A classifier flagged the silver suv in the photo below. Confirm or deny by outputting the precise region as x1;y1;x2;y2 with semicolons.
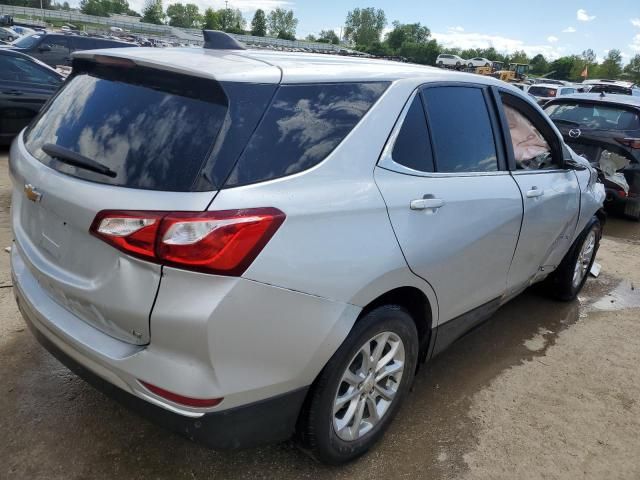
10;32;605;464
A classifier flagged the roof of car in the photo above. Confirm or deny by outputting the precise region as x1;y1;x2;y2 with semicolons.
74;47;509;85
545;93;640;108
530;83;561;89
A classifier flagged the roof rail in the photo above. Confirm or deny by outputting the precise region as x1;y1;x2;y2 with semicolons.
203;30;246;50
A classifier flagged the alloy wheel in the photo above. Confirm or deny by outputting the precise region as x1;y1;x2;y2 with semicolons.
332;331;405;441
572;230;596;288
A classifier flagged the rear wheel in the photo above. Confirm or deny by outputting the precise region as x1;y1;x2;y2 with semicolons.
296;305;418;464
438;60;444;67
468;62;474;68
545;217;601;301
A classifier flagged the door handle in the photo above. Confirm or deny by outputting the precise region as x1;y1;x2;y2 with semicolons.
526;187;544;198
410;198;445;210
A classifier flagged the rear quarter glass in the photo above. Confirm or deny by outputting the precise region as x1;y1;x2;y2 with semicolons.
23;62;276;192
224;82;389;188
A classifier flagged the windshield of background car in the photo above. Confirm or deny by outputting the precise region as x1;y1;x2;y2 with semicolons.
588;85;632;95
12;33;40;48
545;102;640;130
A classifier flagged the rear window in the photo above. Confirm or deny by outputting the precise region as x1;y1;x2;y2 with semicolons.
528;86;557;97
545;102;640;130
25;65;228;191
12;33;41;48
225;82;388;187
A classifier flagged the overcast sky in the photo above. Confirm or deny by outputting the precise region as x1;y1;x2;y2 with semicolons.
70;0;640;61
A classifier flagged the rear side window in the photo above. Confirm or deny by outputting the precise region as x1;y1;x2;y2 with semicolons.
225;82;388;187
422;86;498;172
528;86;557;97
391;95;434;172
25;66;228;191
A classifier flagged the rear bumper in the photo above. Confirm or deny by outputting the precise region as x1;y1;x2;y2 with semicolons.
23;312;308;449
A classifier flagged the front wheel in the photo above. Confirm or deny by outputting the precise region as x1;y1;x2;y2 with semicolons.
296;305;418;464
545;217;601;301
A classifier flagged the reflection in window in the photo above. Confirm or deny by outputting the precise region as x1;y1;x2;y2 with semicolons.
226;82;388;187
26;73;227;191
422;87;498;173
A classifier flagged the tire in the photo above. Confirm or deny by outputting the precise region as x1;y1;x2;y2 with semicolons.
468;63;474;68
485;63;490;67
456;61;461;67
544;217;601;301
296;305;419;464
438;61;443;67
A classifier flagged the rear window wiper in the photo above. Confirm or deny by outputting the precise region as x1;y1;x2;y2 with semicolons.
42;144;117;178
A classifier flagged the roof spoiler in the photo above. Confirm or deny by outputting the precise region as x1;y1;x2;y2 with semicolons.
203;30;246;50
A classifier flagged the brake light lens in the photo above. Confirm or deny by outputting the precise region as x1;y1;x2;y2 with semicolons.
615;138;640;149
90;208;285;276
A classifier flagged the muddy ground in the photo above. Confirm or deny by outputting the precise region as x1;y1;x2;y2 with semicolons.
1;147;639;479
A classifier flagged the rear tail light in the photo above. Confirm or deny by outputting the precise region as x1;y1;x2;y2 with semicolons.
90;208;285;276
615;138;640;149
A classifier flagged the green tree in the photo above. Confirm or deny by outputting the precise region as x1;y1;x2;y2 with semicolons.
548;55;579;80
166;3;201;28
267;8;298;40
218;8;245;33
385;21;430;50
600;49;623;78
80;0;105;16
529;54;548;75
317;29;340;44
250;9;267;36
141;0;164;24
344;7;386;47
399;39;440;65
507;50;529;65
202;8;219;29
623;54;640;83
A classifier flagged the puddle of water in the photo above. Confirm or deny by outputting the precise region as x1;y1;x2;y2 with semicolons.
589;279;640;311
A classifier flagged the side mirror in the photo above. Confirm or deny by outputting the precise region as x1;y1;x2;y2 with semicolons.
564;158;588;171
38;44;51;52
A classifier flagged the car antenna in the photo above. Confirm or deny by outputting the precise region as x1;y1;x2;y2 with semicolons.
202;30;246;50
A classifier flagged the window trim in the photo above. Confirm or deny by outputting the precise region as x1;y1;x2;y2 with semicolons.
378;82;508;177
493;87;567;174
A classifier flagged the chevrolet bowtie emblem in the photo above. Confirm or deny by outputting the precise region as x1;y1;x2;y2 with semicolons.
24;184;42;203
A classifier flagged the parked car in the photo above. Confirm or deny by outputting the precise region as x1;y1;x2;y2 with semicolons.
528;83;578;106
7;33;136;68
10;33;605;465
467;56;492;68
0;49;64;144
544;93;640;220
436;53;466;67
0;26;18;42
512;82;530;92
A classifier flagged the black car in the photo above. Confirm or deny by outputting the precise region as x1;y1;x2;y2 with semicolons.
5;33;136;68
0;49;64;144
544;93;640;220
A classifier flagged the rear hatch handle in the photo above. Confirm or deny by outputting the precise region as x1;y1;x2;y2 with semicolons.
42;143;117;178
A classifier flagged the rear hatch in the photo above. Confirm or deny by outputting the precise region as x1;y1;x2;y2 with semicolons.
10;56;276;344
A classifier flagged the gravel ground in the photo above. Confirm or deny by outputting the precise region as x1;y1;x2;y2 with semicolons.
1;147;639;479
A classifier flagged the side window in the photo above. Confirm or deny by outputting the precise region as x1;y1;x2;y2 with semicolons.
45;36;68;52
225;82;389;187
391;94;434;172
2;56;60;85
500;94;555;170
422;86;498;173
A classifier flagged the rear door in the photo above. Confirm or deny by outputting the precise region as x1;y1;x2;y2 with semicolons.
10;62;245;344
496;90;580;294
375;84;523;324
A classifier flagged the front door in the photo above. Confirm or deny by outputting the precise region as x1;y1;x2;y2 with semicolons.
375;85;523;324
496;90;580;294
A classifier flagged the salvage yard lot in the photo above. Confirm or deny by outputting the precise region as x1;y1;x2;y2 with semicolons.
1;147;639;479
